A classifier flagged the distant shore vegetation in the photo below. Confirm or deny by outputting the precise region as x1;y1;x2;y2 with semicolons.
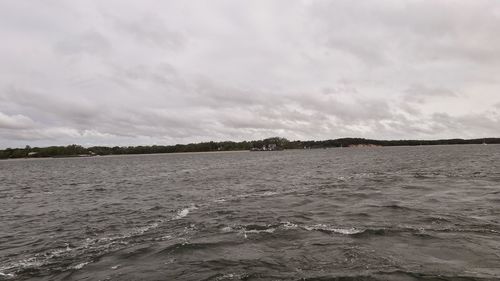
0;137;498;159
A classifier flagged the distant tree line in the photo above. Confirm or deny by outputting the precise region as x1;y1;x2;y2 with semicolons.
1;137;499;159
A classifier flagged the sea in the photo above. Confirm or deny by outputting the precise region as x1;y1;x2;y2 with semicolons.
1;145;499;281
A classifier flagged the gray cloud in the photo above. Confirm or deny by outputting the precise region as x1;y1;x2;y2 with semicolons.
309;0;500;66
0;112;35;130
404;84;457;104
1;0;499;148
55;30;111;56
113;16;186;51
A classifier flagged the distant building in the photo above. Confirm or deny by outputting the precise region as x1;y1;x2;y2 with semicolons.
251;143;282;151
347;144;382;148
27;152;38;157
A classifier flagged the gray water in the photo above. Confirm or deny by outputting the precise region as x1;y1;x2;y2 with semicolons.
1;145;500;280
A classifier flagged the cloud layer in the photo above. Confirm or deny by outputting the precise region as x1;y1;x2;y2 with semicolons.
1;0;499;147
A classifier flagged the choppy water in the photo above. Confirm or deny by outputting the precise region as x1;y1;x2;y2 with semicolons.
1;145;500;281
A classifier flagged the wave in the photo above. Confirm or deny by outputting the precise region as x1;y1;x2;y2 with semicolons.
0;271;15;279
148;205;164;211
203;272;249;281
130;222;160;236
174;205;198;219
350;225;500;238
281;221;299;229
0;254;52;278
378;204;416;211
420;215;452;223
303;224;364;235
299;269;499;281
219;222;363;238
240;224;276;238
217;223;280;239
156;240;242;256
220;226;233;233
84;221;161;245
243;228;276;234
211;190;284;204
0;220;163;278
220;221;499;239
260;191;279;196
70;261;89;270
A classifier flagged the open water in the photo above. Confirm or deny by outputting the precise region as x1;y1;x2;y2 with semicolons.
1;145;500;280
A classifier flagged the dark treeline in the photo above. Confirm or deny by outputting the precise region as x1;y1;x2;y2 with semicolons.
1;137;499;159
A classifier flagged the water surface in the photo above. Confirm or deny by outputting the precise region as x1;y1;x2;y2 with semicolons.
1;145;500;280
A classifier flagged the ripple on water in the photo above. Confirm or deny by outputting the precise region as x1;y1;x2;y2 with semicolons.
2;146;500;280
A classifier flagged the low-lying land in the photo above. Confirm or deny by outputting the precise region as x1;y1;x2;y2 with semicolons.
1;137;498;159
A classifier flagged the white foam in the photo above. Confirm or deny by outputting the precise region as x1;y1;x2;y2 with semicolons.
221;226;233;233
111;264;121;270
71;262;89;270
330;227;363;235
215;273;246;280
303;224;363;235
133;223;159;235
261;191;279;196
14;258;43;270
0;258;44;275
0;244;79;275
245;228;275;234
241;227;275;238
281;221;299;229
90;221;161;245
47;244;73;257
0;220;166;277
174;205;198;219
0;272;15;279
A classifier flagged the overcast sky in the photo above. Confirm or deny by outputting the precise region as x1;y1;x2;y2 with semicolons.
1;0;500;148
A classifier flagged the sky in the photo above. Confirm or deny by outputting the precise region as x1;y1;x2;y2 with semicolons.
1;0;500;148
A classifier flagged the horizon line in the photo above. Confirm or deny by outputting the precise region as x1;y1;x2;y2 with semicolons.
2;136;499;150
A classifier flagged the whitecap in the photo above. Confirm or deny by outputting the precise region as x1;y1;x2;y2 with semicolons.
260;191;279;196
133;222;159;235
92;221;161;244
0;221;164;277
71;262;89;270
303;224;363;235
329;227;363;235
15;258;44;269
0;272;15;279
221;226;233;233
0;243;79;276
0;258;44;275
111;264;121;270
241;227;275;238
245;228;275;234
46;244;73;257
160;235;173;240
215;273;246;280
281;221;299;229
174;205;198;219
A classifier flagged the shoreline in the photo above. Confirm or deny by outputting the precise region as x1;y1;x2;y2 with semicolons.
0;143;496;161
